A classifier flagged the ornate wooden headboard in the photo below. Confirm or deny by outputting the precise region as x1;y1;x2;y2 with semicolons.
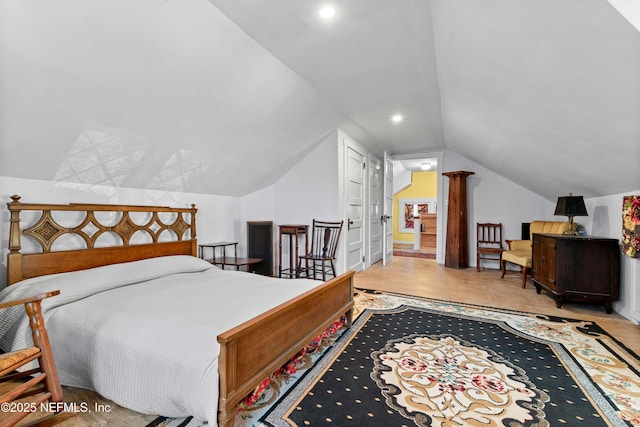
6;195;198;285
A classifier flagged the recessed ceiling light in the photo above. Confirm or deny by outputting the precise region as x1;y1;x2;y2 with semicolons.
319;6;336;19
391;114;403;123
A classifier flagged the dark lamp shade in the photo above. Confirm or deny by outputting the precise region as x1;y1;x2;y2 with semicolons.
554;195;588;217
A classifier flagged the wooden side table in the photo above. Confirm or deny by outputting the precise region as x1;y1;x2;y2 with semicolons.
199;242;238;264
278;224;309;278
199;242;262;272
213;256;263;272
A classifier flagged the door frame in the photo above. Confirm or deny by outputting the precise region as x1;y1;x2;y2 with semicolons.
337;138;445;269
390;151;445;264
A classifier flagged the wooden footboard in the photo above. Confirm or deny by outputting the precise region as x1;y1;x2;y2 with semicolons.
217;270;355;427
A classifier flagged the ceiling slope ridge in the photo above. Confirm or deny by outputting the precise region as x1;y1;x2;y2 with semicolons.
607;0;640;33
206;0;445;155
418;0;448;151
204;0;381;151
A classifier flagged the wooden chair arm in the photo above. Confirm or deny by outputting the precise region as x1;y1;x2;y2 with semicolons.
0;290;60;310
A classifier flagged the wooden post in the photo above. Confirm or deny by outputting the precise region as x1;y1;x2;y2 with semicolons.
442;171;474;269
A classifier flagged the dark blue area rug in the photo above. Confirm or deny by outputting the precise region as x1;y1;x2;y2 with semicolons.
259;290;640;427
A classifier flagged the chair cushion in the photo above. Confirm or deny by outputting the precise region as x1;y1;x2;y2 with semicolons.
502;249;532;268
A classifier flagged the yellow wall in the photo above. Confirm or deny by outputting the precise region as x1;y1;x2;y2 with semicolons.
393;171;438;242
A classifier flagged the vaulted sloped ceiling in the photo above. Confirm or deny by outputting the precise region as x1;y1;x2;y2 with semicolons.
430;0;640;199
1;0;638;199
0;0;367;196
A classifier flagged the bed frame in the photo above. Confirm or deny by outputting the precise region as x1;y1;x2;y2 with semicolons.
6;195;354;427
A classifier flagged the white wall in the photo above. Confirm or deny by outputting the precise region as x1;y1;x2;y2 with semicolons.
582;191;640;323
273;132;340;224
0;176;240;287
240;131;341;274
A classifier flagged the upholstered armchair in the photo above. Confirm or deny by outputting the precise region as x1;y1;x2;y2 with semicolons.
501;221;572;288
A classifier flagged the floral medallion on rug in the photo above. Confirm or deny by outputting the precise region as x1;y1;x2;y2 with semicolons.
258;289;640;427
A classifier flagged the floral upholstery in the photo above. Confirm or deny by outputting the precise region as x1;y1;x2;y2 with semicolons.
622;195;640;258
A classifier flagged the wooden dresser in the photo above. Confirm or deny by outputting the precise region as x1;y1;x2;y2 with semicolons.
532;233;620;313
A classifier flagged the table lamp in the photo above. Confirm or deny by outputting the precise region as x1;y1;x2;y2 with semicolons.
554;194;588;235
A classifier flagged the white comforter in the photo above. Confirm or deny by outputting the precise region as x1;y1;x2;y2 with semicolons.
0;255;322;425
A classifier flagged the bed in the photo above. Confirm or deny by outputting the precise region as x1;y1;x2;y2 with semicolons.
0;195;354;426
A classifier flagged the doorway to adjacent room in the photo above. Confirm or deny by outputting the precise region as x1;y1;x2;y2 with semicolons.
390;156;439;260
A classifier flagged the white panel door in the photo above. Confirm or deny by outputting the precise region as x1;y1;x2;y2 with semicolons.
382;152;394;266
346;143;365;272
369;154;383;264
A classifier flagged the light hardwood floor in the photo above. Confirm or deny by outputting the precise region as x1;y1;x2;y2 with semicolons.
4;256;639;426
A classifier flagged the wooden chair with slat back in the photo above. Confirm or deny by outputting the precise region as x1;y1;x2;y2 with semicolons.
476;223;505;272
0;290;63;426
297;220;344;281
